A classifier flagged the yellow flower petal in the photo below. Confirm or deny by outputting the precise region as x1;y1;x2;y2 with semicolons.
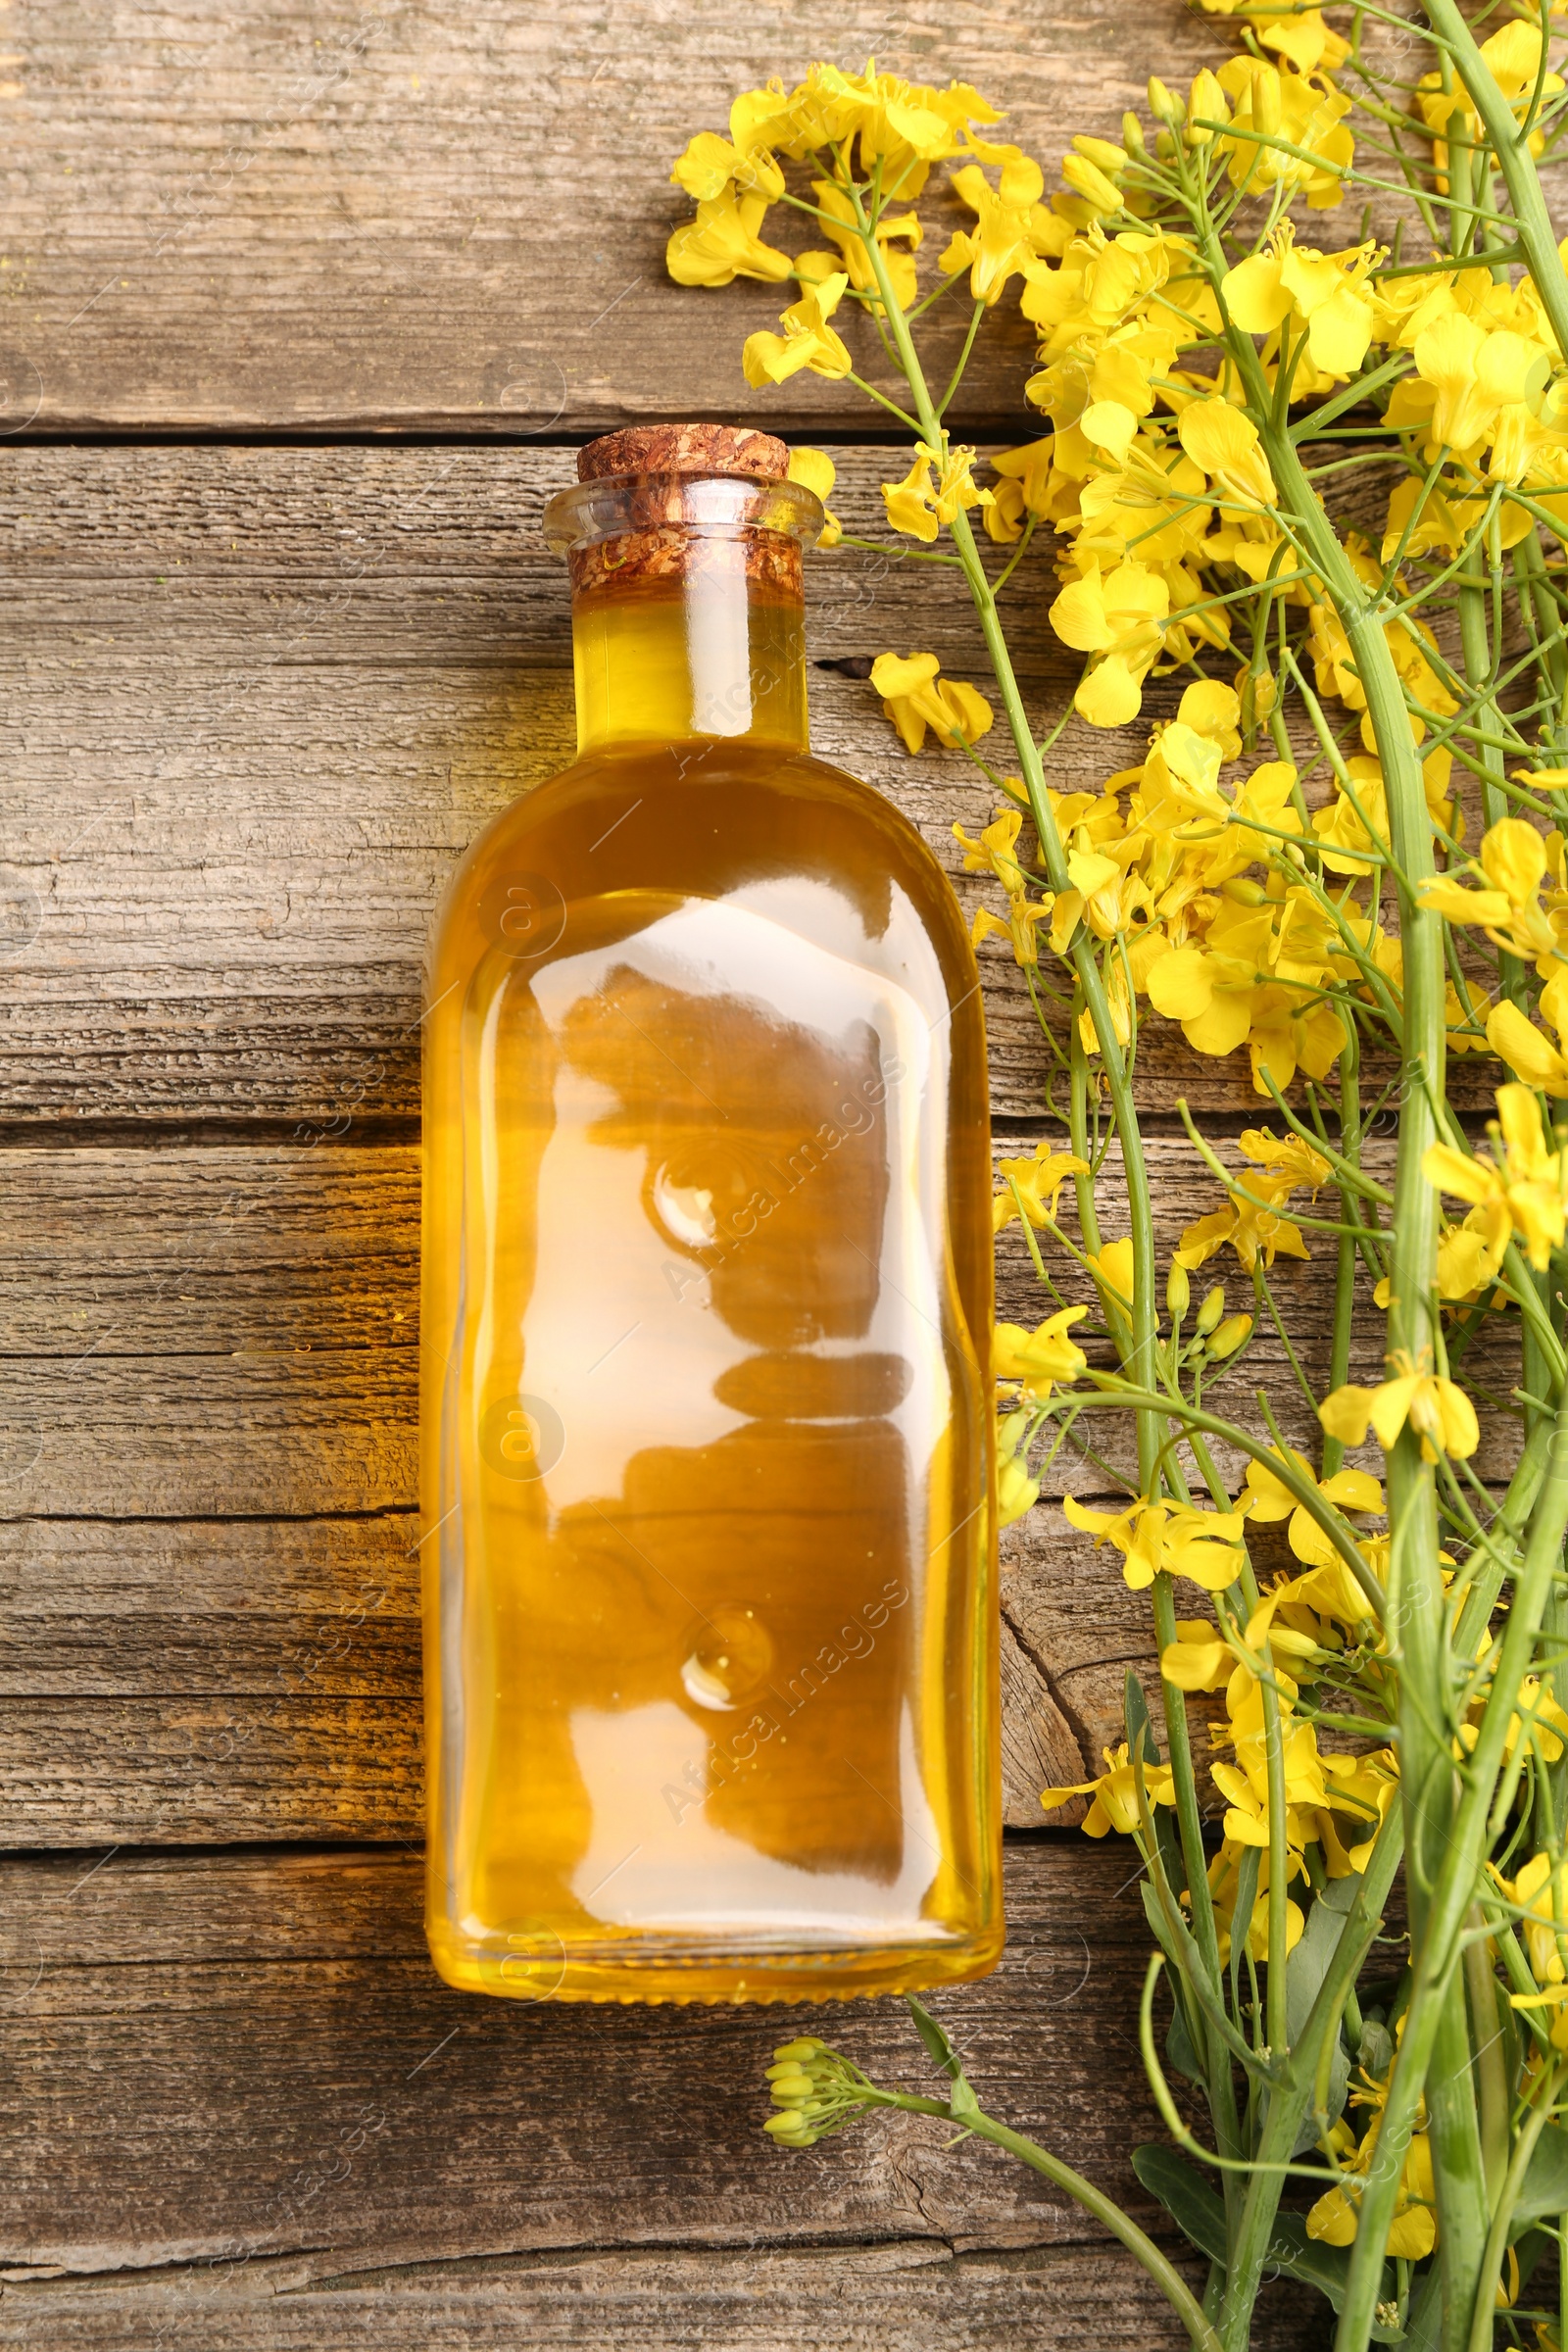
1319;1384;1377;1447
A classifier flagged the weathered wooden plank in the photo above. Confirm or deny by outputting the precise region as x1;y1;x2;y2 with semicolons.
0;1131;1513;1516
0;1517;420;1692
0;1599;1071;1842
0;1840;1261;2291
0;445;1481;1126
0;1129;1508;1839
4;0;1230;437
0;1514;1144;1839
0;2243;1321;2350
0;1695;423;1845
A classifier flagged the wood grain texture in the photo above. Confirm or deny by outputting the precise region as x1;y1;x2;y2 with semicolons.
0;0;1230;437
0;444;1484;1126
0;1838;1311;2328
0;1128;1511;1840
0;2244;1321;2350
0;1130;1511;1516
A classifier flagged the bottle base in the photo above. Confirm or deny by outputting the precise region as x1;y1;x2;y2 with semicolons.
425;1922;1004;2006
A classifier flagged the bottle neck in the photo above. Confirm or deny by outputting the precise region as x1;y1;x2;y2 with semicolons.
570;542;808;756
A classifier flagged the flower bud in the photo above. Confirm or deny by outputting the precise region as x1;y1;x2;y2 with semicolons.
1187;70;1229;146
1206;1313;1253;1360
761;2034;866;2150
1166;1261;1191;1321
766;2069;814;2097
998;1454;1042;1529
1122;111;1147;154
1235;661;1278;729
1073;133;1128;172
1062;153;1122;213
1252;65;1283;138
762;2110;820;2143
1196;1284;1226;1337
1148;75;1183;125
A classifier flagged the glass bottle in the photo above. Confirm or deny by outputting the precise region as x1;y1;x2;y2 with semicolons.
420;422;1000;2005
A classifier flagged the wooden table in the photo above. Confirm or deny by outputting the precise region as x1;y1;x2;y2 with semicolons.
0;6;1339;2341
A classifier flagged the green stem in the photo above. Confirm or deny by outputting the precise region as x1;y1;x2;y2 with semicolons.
870;2088;1224;2352
1426;1984;1490;2352
1457;554;1523;996
1196;171;1491;2352
1461;2059;1568;2352
1516;529;1568;724
1215;1815;1406;2343
1336;1389;1568;2350
844;180;1251;2255
1323;1019;1364;1482
1418;0;1568;358
1460;1908;1508;2207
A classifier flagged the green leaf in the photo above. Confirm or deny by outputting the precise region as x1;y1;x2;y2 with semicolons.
1283;1878;1356;2153
1358;2017;1394;2080
1131;2144;1226;2264
904;1993;959;2079
948;2072;982;2128
904;1993;980;2126
1166;1987;1204;2085
1510;2120;1568;2229
1140;1880;1185;1973
1512;2225;1554;2285
1229;1843;1260;1996
1131;2147;1405;2343
1124;1668;1160;1764
1264;2214;1403;2340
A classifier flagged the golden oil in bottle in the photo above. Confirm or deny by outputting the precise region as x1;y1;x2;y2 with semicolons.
419;423;1000;2003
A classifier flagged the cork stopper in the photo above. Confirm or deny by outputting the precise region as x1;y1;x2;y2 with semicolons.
577;422;790;484
560;423;809;603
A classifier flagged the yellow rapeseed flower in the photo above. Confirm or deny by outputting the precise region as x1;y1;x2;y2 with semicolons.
1050;560;1171;728
994;1306;1090;1400
1418;817;1568;976
1319;1352;1480;1461
666;186;796;288
1040;1740;1177;1834
1308;2109;1437;2260
943;140;1052;306
793;177;923;311
785;447;843;547
1222;223;1380;377
881;440;993;540
1175;1128;1332;1272
870;651;994;754
1064;1492;1251;1592
742;272;854;385
993;1139;1091;1233
1215;56;1353;210
1489;976;1568;1098
1423;1085;1568;1274
1416;22;1563;188
1242;1444;1384;1568
1177;399;1278;509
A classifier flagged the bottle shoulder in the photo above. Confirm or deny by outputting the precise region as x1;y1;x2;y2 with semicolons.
458;740;935;858
434;739;977;986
